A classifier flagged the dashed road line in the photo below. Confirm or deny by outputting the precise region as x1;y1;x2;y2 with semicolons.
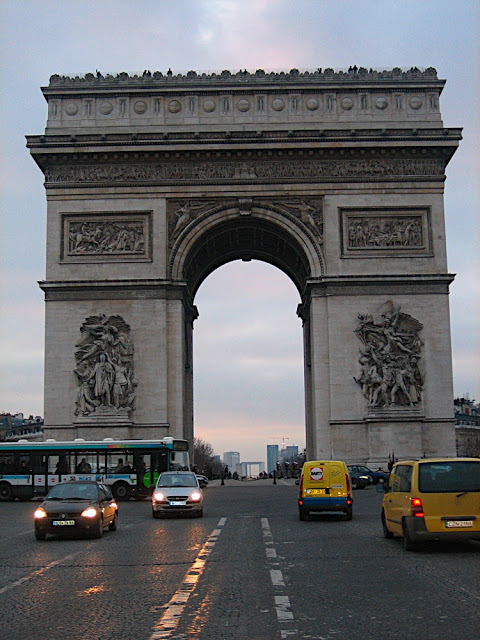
261;517;297;637
149;517;226;640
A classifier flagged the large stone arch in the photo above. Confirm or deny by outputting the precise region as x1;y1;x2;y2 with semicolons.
170;201;325;296
28;67;461;463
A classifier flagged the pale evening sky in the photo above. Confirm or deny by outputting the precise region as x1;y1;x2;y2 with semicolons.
0;0;478;464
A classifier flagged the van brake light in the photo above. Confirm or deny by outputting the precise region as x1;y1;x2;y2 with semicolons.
411;497;424;518
345;474;351;494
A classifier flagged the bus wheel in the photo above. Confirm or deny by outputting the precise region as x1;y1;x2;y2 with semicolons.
0;482;13;501
112;482;130;501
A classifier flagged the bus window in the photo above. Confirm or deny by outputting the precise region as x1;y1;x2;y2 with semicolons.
75;455;95;474
1;454;15;474
53;455;70;475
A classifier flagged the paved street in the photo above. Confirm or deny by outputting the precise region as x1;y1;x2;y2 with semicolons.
0;480;478;640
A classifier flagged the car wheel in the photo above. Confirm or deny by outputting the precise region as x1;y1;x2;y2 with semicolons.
402;521;417;551
92;517;104;539
299;509;308;521
0;482;13;502
351;478;359;490
152;510;161;519
382;511;394;539
112;482;130;501
197;509;203;518
345;508;353;521
108;513;118;531
35;530;46;541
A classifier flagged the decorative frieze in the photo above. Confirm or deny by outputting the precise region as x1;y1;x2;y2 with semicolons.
340;207;432;257
60;212;152;262
44;157;445;187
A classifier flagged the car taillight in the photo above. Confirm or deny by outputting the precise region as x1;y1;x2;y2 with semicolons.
411;497;424;518
346;497;352;506
299;475;304;496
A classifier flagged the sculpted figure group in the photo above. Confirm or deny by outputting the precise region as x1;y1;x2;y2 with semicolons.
347;216;423;249
73;314;137;416
68;220;145;255
354;301;424;409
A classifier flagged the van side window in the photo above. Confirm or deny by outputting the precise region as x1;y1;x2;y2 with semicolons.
394;465;412;492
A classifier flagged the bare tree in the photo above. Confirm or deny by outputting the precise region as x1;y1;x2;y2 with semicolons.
193;437;216;476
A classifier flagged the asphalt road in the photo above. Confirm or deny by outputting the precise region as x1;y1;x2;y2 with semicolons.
0;480;478;640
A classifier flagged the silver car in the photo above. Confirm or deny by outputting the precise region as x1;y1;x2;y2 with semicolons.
152;471;203;518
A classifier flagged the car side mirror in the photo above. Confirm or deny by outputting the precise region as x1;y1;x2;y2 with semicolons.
295;479;299;485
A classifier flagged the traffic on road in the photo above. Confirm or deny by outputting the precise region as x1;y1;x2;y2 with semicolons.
0;477;478;640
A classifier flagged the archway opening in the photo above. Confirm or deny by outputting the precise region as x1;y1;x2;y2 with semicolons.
193;259;305;475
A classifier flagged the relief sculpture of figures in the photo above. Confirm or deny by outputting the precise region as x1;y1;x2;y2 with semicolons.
277;199;323;241
68;220;145;255
170;200;215;241
353;301;424;409
347;216;423;249
74;314;136;416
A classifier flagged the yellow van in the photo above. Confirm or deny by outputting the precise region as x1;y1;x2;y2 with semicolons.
379;457;480;550
298;460;353;521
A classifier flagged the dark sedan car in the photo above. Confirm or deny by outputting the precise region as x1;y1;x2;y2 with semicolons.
349;464;389;485
347;465;372;490
34;480;118;540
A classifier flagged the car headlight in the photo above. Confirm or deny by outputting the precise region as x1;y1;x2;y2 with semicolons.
81;507;98;518
153;491;165;502
190;492;202;501
34;508;47;519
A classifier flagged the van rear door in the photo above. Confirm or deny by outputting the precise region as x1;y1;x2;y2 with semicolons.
417;461;480;534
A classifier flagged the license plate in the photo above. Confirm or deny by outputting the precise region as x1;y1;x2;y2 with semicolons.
308;489;325;495
445;520;473;528
52;520;75;526
169;501;186;506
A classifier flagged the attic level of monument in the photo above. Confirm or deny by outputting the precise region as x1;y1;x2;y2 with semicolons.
37;67;448;136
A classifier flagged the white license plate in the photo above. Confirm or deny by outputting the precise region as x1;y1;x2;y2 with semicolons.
445;520;473;528
169;501;186;506
52;520;75;526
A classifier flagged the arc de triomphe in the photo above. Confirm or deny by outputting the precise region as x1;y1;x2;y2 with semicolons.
27;67;461;463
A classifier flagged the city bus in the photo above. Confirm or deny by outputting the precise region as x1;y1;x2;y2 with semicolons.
0;437;190;501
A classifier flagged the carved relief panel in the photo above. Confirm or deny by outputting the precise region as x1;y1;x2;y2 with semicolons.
354;301;424;411
340;207;432;258
60;212;152;262
73;314;137;418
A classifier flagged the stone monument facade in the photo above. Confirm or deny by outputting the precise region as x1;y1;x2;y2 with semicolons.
27;67;461;463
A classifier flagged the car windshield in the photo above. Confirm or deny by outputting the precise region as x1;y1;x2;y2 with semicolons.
157;474;197;488
418;461;480;493
46;483;98;500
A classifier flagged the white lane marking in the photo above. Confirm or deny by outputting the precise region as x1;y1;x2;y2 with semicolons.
262;517;296;635
270;569;285;586
149;517;226;640
275;596;294;620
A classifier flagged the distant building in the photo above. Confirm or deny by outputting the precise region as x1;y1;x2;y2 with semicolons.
223;451;240;471
267;444;279;473
454;397;480;457
0;413;44;441
281;445;299;462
